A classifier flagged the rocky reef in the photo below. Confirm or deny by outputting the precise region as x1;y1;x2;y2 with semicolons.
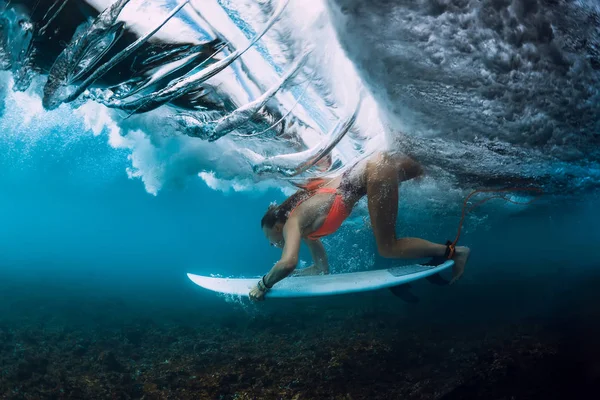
1;275;599;399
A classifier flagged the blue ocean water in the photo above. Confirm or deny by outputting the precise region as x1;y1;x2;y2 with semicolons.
2;131;600;398
1;123;599;397
1;103;598;318
1;0;600;398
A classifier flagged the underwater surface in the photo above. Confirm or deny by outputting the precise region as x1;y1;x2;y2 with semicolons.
1;0;600;398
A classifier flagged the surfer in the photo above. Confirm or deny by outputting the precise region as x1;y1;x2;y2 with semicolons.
250;151;470;301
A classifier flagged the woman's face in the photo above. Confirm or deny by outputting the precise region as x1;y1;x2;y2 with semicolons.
263;222;285;248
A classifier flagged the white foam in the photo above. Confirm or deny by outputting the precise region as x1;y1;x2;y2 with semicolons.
2;0;597;197
323;0;600;161
85;0;203;44
198;171;281;194
203;0;386;157
0;74;84;144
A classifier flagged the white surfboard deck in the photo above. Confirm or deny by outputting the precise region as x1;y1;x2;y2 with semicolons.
187;260;454;298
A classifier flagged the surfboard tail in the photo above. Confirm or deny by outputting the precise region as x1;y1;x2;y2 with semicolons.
423;257;451;286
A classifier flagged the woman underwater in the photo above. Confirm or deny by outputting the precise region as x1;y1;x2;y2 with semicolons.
250;151;470;301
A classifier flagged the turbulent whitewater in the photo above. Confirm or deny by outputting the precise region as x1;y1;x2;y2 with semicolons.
0;0;599;196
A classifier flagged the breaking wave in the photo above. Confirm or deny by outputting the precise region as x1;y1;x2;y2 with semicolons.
1;0;599;199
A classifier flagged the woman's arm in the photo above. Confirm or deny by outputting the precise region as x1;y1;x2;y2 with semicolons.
292;239;329;276
249;217;302;301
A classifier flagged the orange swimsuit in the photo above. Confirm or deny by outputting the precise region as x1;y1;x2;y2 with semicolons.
290;179;351;239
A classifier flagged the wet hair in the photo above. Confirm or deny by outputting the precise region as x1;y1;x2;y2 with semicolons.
260;190;311;229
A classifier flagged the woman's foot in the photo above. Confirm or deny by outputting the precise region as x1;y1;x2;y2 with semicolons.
450;246;471;285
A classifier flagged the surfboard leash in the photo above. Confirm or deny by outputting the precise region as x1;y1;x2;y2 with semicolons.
445;187;545;258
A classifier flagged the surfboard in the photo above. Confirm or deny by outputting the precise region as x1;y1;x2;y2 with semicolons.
186;260;454;298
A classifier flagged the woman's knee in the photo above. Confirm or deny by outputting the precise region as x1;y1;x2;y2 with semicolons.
376;241;397;259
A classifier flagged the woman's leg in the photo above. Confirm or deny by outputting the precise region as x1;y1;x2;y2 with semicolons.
366;152;470;282
366;152;446;258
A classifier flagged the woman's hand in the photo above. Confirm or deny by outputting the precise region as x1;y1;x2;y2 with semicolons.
249;284;267;301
